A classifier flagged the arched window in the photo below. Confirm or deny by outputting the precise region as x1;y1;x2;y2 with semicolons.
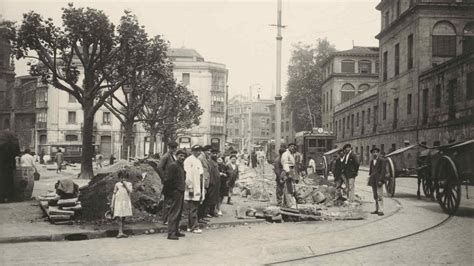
65;134;78;142
463;22;474;54
341;60;355;73
432;21;457;57
358;84;370;92
358;60;372;74
341;83;356;102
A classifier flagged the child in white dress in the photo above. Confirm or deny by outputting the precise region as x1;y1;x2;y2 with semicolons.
111;170;133;238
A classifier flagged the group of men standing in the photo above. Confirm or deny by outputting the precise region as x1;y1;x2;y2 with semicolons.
156;142;239;240
273;142;388;215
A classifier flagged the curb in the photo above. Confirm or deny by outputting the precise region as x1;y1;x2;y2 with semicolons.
0;218;266;244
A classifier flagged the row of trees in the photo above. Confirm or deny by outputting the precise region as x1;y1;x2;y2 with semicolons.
285;38;336;132
3;4;203;179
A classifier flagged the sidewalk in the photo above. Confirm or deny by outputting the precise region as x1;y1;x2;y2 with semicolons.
0;164;396;244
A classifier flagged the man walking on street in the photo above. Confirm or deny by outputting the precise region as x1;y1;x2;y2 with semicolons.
273;148;286;206
281;143;298;208
184;145;204;234
165;149;187;240
368;147;386;216
342;144;359;202
157;141;179;224
55;149;64;173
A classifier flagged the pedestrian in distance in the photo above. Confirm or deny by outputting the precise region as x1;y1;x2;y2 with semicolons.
20;148;38;178
96;153;103;169
341;144;359;202
216;157;228;216
184;145;204;234
368;147;386;216
111;170;133;238
226;154;239;205
205;148;221;217
273;148;286;206
157;141;179;225
109;154;116;165
197;145;211;223
55;148;64;173
307;156;316;175
165;149;188;240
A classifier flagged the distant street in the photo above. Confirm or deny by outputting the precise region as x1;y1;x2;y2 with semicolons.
1;170;472;265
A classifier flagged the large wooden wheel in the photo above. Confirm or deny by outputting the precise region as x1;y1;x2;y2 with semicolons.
436;155;461;215
385;157;396;197
422;176;435;199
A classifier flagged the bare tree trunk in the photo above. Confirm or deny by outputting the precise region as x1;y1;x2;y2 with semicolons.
122;121;134;160
80;102;95;179
148;128;157;156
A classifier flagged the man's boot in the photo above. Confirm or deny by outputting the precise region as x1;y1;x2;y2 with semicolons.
227;197;233;205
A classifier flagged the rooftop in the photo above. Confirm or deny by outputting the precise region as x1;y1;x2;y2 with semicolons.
168;48;204;61
322;46;379;66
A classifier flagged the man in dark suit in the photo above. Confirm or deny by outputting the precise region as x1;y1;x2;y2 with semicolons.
157;141;179;224
342;144;359;202
334;149;346;200
165;149;187;240
368;147;386;216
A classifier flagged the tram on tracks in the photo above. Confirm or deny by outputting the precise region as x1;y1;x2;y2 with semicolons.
294;128;336;175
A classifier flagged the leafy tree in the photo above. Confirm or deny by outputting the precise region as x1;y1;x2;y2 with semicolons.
141;80;204;155
103;13;172;159
286;38;336;132
11;4;147;178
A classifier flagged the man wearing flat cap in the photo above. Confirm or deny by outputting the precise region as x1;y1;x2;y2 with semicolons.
158;141;179;224
342;143;359;202
165;149;187;240
368;147;386;215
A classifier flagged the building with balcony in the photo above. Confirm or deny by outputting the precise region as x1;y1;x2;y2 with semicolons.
321;46;379;132
0;17;16;133
226;95;272;152
169;48;229;151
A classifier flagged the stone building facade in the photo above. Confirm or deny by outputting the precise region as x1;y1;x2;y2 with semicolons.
227;95;272;152
0;24;15;132
169;48;228;151
268;101;295;146
332;0;474;165
321;46;379;133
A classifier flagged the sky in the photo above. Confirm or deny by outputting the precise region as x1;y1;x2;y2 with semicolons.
1;0;380;99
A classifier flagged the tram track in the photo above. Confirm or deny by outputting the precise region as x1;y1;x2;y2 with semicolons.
265;204;454;265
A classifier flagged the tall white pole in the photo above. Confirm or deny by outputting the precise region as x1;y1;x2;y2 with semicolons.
275;0;283;154
248;86;253;154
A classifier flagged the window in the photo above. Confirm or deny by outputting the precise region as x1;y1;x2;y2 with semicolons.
383;51;388;81
39;135;47;144
330;89;333;109
394;43;400;76
351;114;354;136
342;118;345;138
391;144;397;153
393;98;399;129
361;111;365;135
448;79;456;120
285;121;289;132
341;83;356;102
182;73;190;86
367;108;371;124
65;134;78;142
373;105;378;132
68;93;77;103
396;0;401;18
382;102;387;120
384;11;390;29
103;112;111;125
67;111;76;124
432;22;457;57
407;94;412;115
375;62;379;73
341;60;355;73
358;60;372;74
322;94;326;112
356;112;359;126
463;23;474;54
434;84;441;108
271;123;275;133
408;34;414;69
467;72;474;100
422;89;429;124
0;91;5;105
358;84;370;92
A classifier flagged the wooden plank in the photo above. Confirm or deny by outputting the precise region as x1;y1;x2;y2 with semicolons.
61;203;82;211
57;198;78;207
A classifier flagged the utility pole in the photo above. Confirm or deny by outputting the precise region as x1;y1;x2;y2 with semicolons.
247;86;253;154
273;0;284;155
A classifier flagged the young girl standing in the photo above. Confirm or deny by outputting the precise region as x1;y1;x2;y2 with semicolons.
111;170;133;238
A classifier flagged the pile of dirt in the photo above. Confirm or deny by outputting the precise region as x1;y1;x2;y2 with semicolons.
77;163;162;223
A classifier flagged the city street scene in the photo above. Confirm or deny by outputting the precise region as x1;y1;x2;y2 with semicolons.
0;0;473;265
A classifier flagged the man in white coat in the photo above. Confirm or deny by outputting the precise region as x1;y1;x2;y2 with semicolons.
184;145;204;233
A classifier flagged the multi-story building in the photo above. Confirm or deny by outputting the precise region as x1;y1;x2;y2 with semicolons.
321;46;379;132
268;101;296;146
227;95;272;152
332;0;474;165
0;18;16;132
169;48;228;151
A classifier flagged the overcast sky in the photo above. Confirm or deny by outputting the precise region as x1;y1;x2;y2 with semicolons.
1;0;380;99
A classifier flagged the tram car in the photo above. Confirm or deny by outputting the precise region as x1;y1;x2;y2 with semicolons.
295;128;335;175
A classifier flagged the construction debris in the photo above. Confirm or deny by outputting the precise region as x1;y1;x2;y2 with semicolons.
38;189;82;225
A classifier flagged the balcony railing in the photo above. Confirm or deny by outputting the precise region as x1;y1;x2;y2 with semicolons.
36;121;47;129
36;101;48;108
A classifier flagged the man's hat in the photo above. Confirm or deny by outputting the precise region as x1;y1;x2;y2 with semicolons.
175;149;187;156
343;143;352;149
287;143;296;147
191;145;202;151
211;148;220;153
168;141;178;148
203;145;213;151
370;147;380;153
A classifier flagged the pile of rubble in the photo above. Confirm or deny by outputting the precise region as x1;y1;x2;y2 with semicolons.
77;162;163;223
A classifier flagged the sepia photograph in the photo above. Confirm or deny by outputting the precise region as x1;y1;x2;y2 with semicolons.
0;0;473;264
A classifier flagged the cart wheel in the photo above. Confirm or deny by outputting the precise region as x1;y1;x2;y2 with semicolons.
322;156;328;179
422;177;434;198
385;157;396;197
436;156;461;215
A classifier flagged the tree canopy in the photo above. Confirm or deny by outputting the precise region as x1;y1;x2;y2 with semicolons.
286;38;336;132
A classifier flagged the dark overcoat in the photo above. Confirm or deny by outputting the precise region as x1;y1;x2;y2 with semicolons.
368;157;386;186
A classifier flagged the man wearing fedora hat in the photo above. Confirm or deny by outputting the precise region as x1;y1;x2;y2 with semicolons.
342;143;359;202
368;147;386;216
